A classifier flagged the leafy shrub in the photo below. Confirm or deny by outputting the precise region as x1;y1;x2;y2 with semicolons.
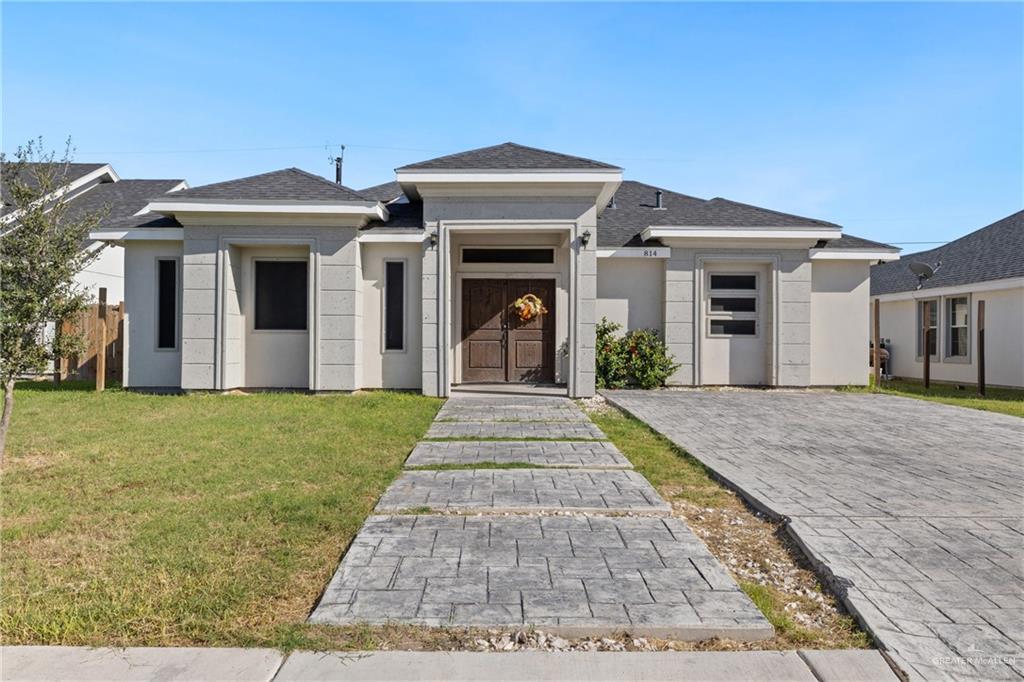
596;318;679;389
596;319;629;389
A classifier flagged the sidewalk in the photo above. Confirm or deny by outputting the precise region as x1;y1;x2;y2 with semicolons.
2;646;900;681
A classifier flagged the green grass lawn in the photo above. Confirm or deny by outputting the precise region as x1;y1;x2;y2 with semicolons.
1;382;441;649
844;378;1024;418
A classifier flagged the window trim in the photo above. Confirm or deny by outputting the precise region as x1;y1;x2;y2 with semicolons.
154;257;180;352
382;258;407;353
944;294;971;363
250;257;309;334
915;297;940;361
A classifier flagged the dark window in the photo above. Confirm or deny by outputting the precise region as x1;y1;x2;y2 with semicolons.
710;297;756;313
462;248;554;264
254;261;307;330
710;274;756;290
384;261;405;350
710;319;756;336
157;259;177;349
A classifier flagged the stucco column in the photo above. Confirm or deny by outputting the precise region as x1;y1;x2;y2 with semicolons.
421;229;441;397
663;250;695;385
777;250;812;385
318;234;360;390
180;231;218;390
571;231;597;398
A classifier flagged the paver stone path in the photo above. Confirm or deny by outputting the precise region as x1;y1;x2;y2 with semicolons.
311;393;772;640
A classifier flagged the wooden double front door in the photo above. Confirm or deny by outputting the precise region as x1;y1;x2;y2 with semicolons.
461;279;556;384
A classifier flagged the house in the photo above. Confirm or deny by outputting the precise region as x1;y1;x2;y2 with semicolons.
1;162;187;302
871;210;1024;388
89;142;899;396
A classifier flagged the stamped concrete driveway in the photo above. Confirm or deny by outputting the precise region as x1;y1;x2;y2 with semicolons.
604;390;1024;681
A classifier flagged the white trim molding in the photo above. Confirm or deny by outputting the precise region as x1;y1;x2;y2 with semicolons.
597;246;670;259
872;276;1024;303
809;248;900;262
643;225;841;242
357;232;428;244
90;228;185;242
147;199;388;221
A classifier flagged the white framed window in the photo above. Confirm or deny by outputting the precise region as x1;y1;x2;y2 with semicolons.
383;260;406;352
916;298;939;359
706;271;759;337
945;296;970;360
155;258;179;350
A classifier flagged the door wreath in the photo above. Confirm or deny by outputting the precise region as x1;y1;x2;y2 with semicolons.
512;293;548;321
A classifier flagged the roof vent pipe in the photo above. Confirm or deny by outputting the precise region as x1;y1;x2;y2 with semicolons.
655;190;663;209
609;194;617;209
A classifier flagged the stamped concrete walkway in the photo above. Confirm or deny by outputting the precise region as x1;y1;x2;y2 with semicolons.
311;393;772;640
604;390;1024;681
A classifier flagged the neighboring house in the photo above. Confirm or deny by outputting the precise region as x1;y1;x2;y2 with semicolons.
89;142;898;396
871;210;1024;388
1;162;187;302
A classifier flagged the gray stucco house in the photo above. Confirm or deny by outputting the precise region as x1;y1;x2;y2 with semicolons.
90;142;898;396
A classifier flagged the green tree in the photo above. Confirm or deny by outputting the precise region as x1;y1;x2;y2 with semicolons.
0;139;105;459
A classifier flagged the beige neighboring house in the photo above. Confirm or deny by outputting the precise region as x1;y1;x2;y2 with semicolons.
871;210;1024;389
1;162;187;302
89;142;899;396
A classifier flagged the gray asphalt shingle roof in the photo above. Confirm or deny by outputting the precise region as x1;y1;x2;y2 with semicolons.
397;142;621;171
2;162;109;216
362;200;423;230
65;179;184;227
358;181;404;203
821;234;899;250
162;168;369;202
871;210;1024;296
596;180;840;247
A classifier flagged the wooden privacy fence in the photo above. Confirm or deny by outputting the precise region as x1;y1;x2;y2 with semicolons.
57;300;124;385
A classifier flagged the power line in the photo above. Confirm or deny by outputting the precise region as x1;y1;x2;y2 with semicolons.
76;142;448;156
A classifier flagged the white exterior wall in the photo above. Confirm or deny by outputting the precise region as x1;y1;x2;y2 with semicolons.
360;243;424;389
875;283;1024;388
123;241;183;388
77;242;125;303
597;258;664;332
810;260;871;385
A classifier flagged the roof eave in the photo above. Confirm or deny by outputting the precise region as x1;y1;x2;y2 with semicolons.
146;198;388;222
643;225;842;242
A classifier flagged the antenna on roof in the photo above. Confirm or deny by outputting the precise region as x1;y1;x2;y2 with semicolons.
909;260;942;290
327;144;345;184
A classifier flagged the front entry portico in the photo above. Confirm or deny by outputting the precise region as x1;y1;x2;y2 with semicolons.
460;278;556;384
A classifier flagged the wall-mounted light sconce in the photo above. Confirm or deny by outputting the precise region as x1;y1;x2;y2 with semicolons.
580;230;592;247
428;231;438;248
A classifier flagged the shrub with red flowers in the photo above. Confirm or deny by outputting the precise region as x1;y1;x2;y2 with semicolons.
596;318;679;389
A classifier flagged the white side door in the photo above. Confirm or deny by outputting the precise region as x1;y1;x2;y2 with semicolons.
701;263;768;385
243;248;310;388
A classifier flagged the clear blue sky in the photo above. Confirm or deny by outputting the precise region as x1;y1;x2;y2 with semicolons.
3;2;1021;247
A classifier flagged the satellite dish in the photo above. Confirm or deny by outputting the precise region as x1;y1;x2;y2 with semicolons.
909;260;942;290
909;262;934;279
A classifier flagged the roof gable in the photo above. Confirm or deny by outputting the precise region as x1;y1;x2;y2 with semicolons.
871;210;1024;295
163;168;369;202
397;142;620;171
